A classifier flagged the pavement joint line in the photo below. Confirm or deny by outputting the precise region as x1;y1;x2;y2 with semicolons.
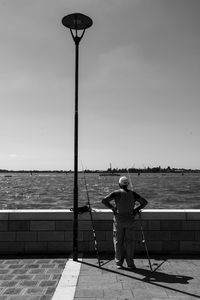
52;258;82;300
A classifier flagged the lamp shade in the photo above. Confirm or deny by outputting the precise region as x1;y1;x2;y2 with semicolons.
62;13;93;30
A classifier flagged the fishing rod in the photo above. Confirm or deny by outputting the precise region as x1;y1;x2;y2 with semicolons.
137;212;153;272
127;169;153;272
82;167;102;267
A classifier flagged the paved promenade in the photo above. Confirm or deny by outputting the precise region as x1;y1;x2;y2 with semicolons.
0;255;199;299
0;256;68;299
74;255;200;300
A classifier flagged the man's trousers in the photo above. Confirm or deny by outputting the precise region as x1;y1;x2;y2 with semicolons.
113;215;135;267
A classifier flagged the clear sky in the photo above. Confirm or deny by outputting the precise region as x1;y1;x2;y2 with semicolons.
0;0;199;170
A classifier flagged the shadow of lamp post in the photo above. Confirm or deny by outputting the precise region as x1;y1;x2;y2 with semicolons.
62;13;93;261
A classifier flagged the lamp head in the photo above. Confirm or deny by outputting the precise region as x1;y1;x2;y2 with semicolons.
62;13;93;30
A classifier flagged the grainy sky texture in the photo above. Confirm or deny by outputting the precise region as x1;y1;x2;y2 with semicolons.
0;0;199;170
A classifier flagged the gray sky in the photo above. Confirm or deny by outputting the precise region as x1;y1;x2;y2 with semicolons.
0;0;199;170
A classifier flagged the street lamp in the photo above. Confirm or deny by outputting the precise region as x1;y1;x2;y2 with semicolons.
62;13;93;261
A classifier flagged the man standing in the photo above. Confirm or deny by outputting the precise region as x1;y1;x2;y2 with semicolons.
102;176;148;269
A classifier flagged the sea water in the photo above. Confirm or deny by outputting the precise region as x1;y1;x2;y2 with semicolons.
0;172;199;209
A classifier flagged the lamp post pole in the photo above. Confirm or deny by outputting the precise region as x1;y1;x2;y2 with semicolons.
62;13;93;261
73;36;79;262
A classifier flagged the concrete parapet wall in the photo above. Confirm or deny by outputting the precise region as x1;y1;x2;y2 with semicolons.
0;209;200;254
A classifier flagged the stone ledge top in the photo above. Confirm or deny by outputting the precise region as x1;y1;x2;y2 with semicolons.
0;209;199;212
0;209;199;220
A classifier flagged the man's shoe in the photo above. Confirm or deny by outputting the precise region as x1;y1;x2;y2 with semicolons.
116;265;123;269
127;264;136;270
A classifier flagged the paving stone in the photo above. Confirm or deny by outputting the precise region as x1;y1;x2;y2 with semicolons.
41;264;56;268
3;287;23;295
9;297;42;300
0;270;11;274
15;274;34;280
39;280;57;287
35;259;52;264
46;286;57;295
0;281;18;287
121;280;146;289
78;275;117;284
95;298;118;300
23;264;40;269
11;269;26;274
74;298;97;300
3;260;21;265
75;288;104;298
20;259;37;264
46;268;63;274
118;297;134;300
57;263;66;269
0;265;8;269
19;280;39;287
104;288;133;298
0;275;15;280
23;287;45;295
28;269;46;274
0;287;6;294
54;259;67;264
9;265;24;269
52;274;61;280
33;274;52;281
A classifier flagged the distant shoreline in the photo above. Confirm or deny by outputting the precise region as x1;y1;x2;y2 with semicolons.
0;168;199;174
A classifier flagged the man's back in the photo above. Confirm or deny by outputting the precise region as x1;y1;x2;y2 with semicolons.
110;188;136;215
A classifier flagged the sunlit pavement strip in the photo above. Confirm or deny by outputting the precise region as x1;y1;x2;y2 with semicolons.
52;258;82;300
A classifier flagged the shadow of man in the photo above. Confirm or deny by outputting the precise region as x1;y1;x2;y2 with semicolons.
128;267;193;284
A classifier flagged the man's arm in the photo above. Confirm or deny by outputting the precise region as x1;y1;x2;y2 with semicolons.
133;192;148;215
102;192;117;214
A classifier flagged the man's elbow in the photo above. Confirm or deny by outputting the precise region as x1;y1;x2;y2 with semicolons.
143;199;148;208
139;198;148;209
102;199;107;205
